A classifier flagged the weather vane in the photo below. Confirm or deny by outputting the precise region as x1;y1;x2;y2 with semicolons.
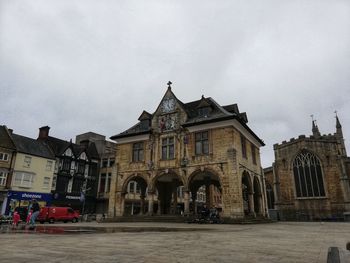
310;114;314;122
334;110;338;118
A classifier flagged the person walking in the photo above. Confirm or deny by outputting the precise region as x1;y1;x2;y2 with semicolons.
29;199;40;229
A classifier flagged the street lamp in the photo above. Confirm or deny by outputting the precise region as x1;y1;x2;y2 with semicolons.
80;186;91;221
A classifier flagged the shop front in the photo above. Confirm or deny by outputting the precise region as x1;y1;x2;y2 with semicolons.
3;190;52;216
51;192;83;211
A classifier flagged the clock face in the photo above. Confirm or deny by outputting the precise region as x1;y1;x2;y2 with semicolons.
162;98;175;113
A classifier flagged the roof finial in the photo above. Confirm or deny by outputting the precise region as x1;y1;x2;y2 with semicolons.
310;114;314;122
167;81;172;89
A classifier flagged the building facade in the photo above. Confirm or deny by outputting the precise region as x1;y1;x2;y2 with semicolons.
265;116;350;220
75;132;116;216
0;127;56;215
109;84;266;220
37;126;100;213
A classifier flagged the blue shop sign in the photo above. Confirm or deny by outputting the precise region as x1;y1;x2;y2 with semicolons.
7;191;52;202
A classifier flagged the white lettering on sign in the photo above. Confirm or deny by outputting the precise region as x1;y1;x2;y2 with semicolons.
65;195;80;200
22;193;42;199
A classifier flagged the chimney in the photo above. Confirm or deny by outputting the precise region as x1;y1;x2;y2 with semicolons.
8;129;13;134
38;126;50;139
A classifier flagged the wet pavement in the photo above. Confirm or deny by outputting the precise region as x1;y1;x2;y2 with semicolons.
1;221;350;262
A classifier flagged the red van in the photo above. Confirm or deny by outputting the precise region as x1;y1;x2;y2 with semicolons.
37;207;80;224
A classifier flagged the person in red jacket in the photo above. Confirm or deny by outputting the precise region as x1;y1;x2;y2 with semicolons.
12;210;20;227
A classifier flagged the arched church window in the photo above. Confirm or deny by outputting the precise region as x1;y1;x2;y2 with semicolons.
293;150;325;198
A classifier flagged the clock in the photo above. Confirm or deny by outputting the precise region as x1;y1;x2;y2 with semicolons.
161;98;175;113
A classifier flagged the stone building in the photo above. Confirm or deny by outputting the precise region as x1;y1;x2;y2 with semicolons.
109;83;266;220
75;132;116;216
265;116;350;220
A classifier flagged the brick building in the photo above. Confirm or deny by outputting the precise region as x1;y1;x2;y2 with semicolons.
109;83;266;220
265;116;350;220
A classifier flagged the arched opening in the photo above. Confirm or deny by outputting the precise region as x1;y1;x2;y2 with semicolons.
253;177;262;215
123;175;148;216
188;170;222;216
242;171;253;216
154;172;183;215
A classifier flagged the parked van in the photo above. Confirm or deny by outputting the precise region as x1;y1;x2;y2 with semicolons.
37;207;80;224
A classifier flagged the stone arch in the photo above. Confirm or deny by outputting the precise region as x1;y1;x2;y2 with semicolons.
122;173;149;216
242;170;253;216
188;168;222;215
152;170;184;215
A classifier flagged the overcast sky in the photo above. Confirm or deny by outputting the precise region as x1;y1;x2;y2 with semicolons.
1;1;349;167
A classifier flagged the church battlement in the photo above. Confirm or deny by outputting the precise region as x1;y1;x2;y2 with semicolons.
273;133;339;150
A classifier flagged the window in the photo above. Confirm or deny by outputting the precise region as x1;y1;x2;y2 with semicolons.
46;160;53;171
23;156;32;168
106;173;111;192
198;107;210;117
293;151;325;198
99;173;106;193
43;177;50;189
102;159;108;168
109;159;115;167
195;131;209;155
251;144;257;165
132;142;144;162
62;158;71;171
128;181;135;193
77;161;85;174
241;134;247;159
0;171;7;186
13;172;34;188
0;153;9;161
162;137;175;160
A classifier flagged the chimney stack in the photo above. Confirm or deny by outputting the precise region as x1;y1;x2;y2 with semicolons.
38;126;50;139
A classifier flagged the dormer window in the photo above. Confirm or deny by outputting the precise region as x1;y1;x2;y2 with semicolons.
140;119;150;130
198;107;211;117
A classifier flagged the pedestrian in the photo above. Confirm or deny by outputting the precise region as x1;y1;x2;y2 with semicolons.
12;210;20;228
26;210;32;225
29;199;40;229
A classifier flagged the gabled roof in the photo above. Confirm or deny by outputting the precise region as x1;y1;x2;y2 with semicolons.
110;89;264;146
0;125;16;150
11;134;55;160
40;136;99;160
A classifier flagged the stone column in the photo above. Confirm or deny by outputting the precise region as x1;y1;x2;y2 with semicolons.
184;190;190;215
148;192;154;215
140;195;145;215
107;165;118;218
192;192;198;214
114;191;125;216
249;192;255;217
173;187;178;215
157;199;162;215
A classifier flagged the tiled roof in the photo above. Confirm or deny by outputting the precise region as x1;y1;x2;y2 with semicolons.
111;94;263;145
11;134;55;160
0;126;16;150
42;136;99;160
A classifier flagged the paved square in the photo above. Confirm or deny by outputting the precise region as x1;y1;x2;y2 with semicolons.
1;222;350;262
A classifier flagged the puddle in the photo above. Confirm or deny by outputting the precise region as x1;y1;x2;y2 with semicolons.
0;225;212;235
